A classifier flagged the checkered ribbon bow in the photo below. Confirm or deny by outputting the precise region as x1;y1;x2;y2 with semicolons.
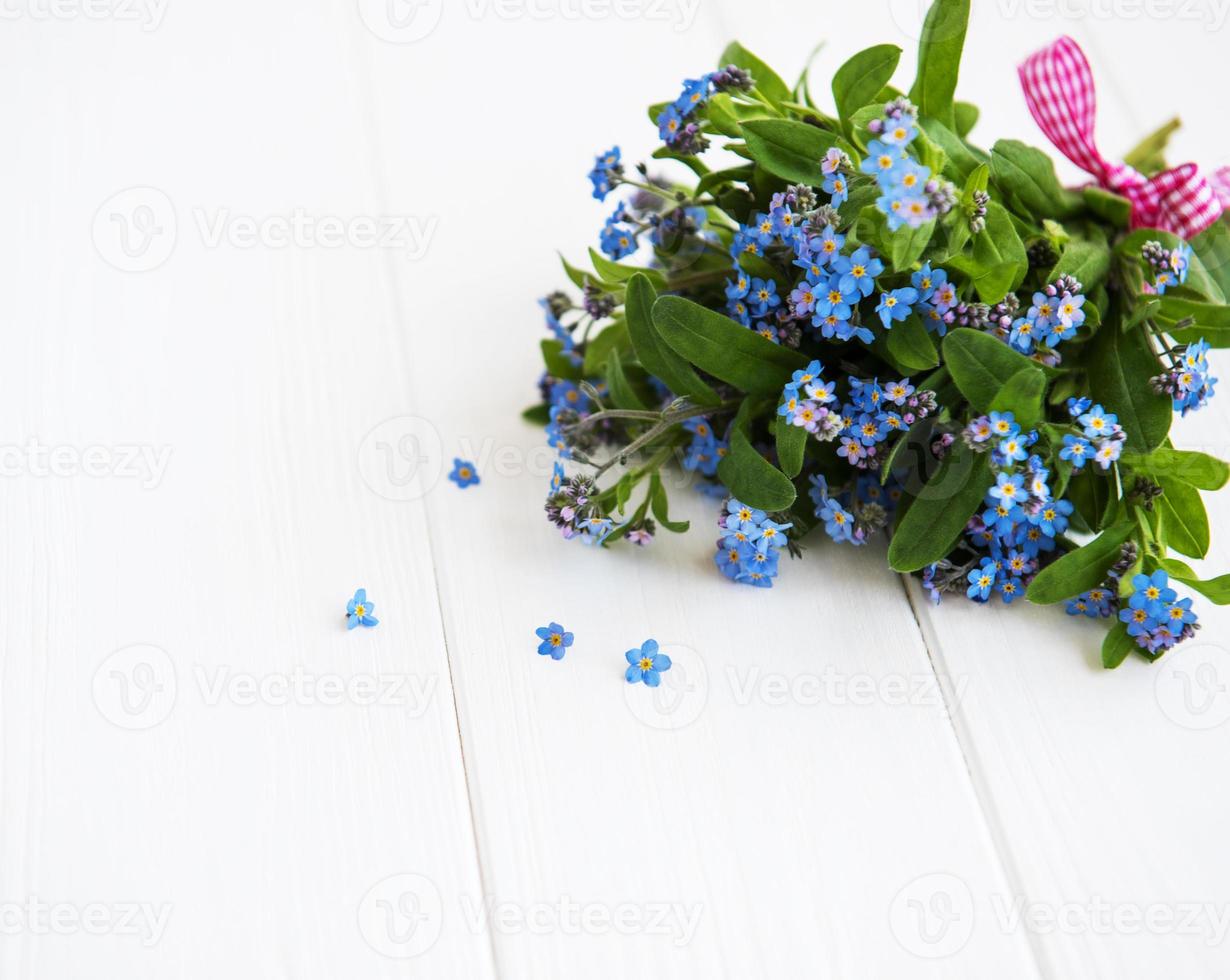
1018;36;1230;239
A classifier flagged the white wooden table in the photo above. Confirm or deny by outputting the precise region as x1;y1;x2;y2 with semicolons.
3;2;1228;976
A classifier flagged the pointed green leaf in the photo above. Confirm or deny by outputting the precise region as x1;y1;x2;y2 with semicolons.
888;445;991;572
624;275;719;405
909;0;970;129
1026;522;1134;604
832;44;901;122
653;295;808;395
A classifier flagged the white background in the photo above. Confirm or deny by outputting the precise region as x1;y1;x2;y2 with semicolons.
3;0;1229;977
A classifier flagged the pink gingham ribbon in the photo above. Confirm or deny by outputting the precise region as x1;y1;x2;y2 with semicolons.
1018;36;1230;239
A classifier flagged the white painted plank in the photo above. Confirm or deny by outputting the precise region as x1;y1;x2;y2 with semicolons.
0;5;492;978
356;8;1042;977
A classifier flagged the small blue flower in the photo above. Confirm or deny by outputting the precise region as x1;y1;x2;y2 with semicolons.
1067;396;1093;418
1060;434;1092;468
822;171;849;207
1079;405;1118;440
821;499;855;542
535;622;574;660
657;105;684;144
449;458;480;488
625;639;672;686
346;588;379;630
966;560;997;602
748;278;781;317
876;287;918;329
587;146;622;201
834;246;884;298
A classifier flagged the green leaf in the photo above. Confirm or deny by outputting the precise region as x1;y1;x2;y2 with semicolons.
649;474;690;534
832;44;901;123
909;0;970;129
541;339;582;381
1122;447;1229;491
918;115;987;181
954;101;979;137
942;328;1049;414
587;248;665;288
582;319;629;376
1101;622;1134;669
718;424;797;511
605;350;647;411
990;139;1083;219
1048;237;1111;293
1086;321;1171;453
720;41;791;105
653;295;808;396
989;366;1047;429
888;445;991;572
1157;476;1209;558
775;416;806;479
1123;116;1181;173
891;218;935;272
945;201;1026;302
1082;187;1133;228
522;403;550;426
1155;295;1230;347
884;313;940;372
624;275;719;405
1026;522;1134;604
741;119;857;187
1158;558;1230;605
1190;220;1230;302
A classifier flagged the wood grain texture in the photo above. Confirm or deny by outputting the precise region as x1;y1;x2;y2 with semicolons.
1;1;1227;977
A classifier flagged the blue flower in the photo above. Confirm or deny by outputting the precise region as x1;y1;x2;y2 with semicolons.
587;146;622;201
725;269;751;300
1028;498;1073;537
535;622;574;660
807;225;846;265
625;639;672;686
674;76;713;116
1067;396;1093;418
822;171;849;207
820;499;855;542
449;458;480;488
834;246;884;298
599;213;638;260
966;560;997;601
1060;434;1092;468
910;263;945;304
346;588;379;630
988;472;1026;507
748;278;781;317
657;105;684;144
815;275;857;321
988;411;1019;439
876;287;918;329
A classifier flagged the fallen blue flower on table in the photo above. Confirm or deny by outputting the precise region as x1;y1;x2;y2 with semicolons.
449;458;480;489
625;639;671;687
535;622;574;660
346;588;379;630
